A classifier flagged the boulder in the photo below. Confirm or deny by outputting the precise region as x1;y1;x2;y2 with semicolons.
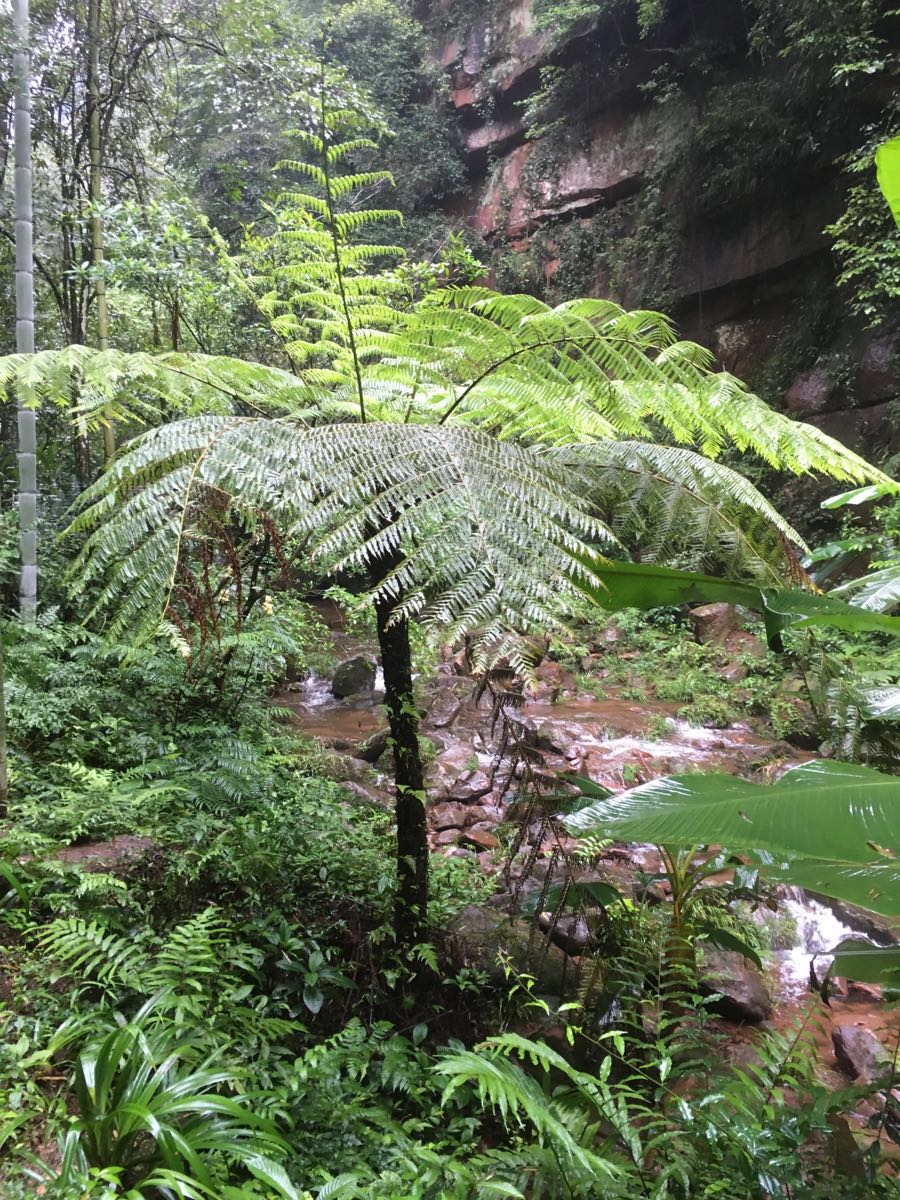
784;365;837;417
434;829;461;847
833;1025;892;1082
340;781;392;810
448;904;576;993
460;826;500;852
538;912;590;955
857;334;898;406
426;688;464;730
690;603;742;646
354;727;390;763
700;949;774;1023
331;656;376;698
427;743;494;802
429;801;474;830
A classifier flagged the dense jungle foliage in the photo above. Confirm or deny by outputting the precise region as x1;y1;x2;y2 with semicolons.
1;1;900;1197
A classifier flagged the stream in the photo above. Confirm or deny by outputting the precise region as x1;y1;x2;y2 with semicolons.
278;647;900;1086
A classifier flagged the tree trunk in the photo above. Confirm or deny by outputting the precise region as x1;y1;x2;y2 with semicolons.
0;637;8;816
375;595;428;953
87;0;114;463
13;0;37;620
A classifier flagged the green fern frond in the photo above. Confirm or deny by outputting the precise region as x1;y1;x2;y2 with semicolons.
38;917;145;989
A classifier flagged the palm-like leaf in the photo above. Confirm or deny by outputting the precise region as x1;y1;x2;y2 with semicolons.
68;418;606;664
34;1000;300;1199
565;759;900;917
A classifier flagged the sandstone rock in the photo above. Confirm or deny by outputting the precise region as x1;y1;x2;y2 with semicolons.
340;781;392;809
434;829;461;847
832;1025;891;1082
354;727;390;763
690;603;742;646
426;685;465;729
448;904;576;993
784;365;836;416
429;801;473;830
460;826;500;852
857;335;898;406
427;743;494;802
331;656;376;698
700;949;774;1023
846;981;883;1003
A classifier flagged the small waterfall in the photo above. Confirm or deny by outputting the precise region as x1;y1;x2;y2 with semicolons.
775;890;861;1000
291;672;336;708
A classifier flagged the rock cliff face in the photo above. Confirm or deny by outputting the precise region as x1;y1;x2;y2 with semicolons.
425;0;899;456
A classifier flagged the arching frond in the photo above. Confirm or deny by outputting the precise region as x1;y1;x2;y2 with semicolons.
0;347;326;430
69;419;608;659
373;289;892;487
553;441;809;581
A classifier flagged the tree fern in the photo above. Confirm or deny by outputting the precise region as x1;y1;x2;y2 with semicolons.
43;98;896;946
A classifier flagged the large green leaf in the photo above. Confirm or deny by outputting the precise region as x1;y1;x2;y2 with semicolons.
564;761;900;914
759;858;900;919
833;564;900;614
573;559;900;648
876;136;900;227
829;939;900;986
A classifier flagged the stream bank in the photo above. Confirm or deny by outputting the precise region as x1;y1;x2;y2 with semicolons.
277;612;900;1096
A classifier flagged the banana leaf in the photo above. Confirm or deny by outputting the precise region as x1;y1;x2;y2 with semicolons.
574;559;900;650
876;135;900;227
564;760;900;915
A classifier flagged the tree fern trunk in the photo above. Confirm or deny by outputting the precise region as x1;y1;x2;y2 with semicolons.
375;595;428;953
13;0;37;619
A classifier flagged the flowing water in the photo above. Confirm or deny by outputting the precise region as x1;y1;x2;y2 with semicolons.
280;666;899;1075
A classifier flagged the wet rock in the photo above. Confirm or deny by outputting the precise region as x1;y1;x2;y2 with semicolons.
832;1025;891;1082
847;981;883;1003
700;949;774;1023
434;829;461;847
448;904;576;993
784;365;837;416
331;656;377;698
460;825;501;852
427;690;463;730
528;660;576;701
427;743;494;802
634;880;667;905
538;912;590;955
321;751;377;787
354;727;390;763
857;334;898;406
340;781;392;809
429;801;474;830
690;603;742;646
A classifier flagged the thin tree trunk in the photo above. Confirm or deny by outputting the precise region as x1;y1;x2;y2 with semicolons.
0;639;8;817
171;291;180;350
87;0;114;462
13;0;36;622
375;595;428;953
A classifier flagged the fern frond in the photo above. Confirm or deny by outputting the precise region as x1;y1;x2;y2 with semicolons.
38;917;145;989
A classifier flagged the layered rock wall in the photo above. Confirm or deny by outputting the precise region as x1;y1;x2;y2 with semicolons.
426;0;899;455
